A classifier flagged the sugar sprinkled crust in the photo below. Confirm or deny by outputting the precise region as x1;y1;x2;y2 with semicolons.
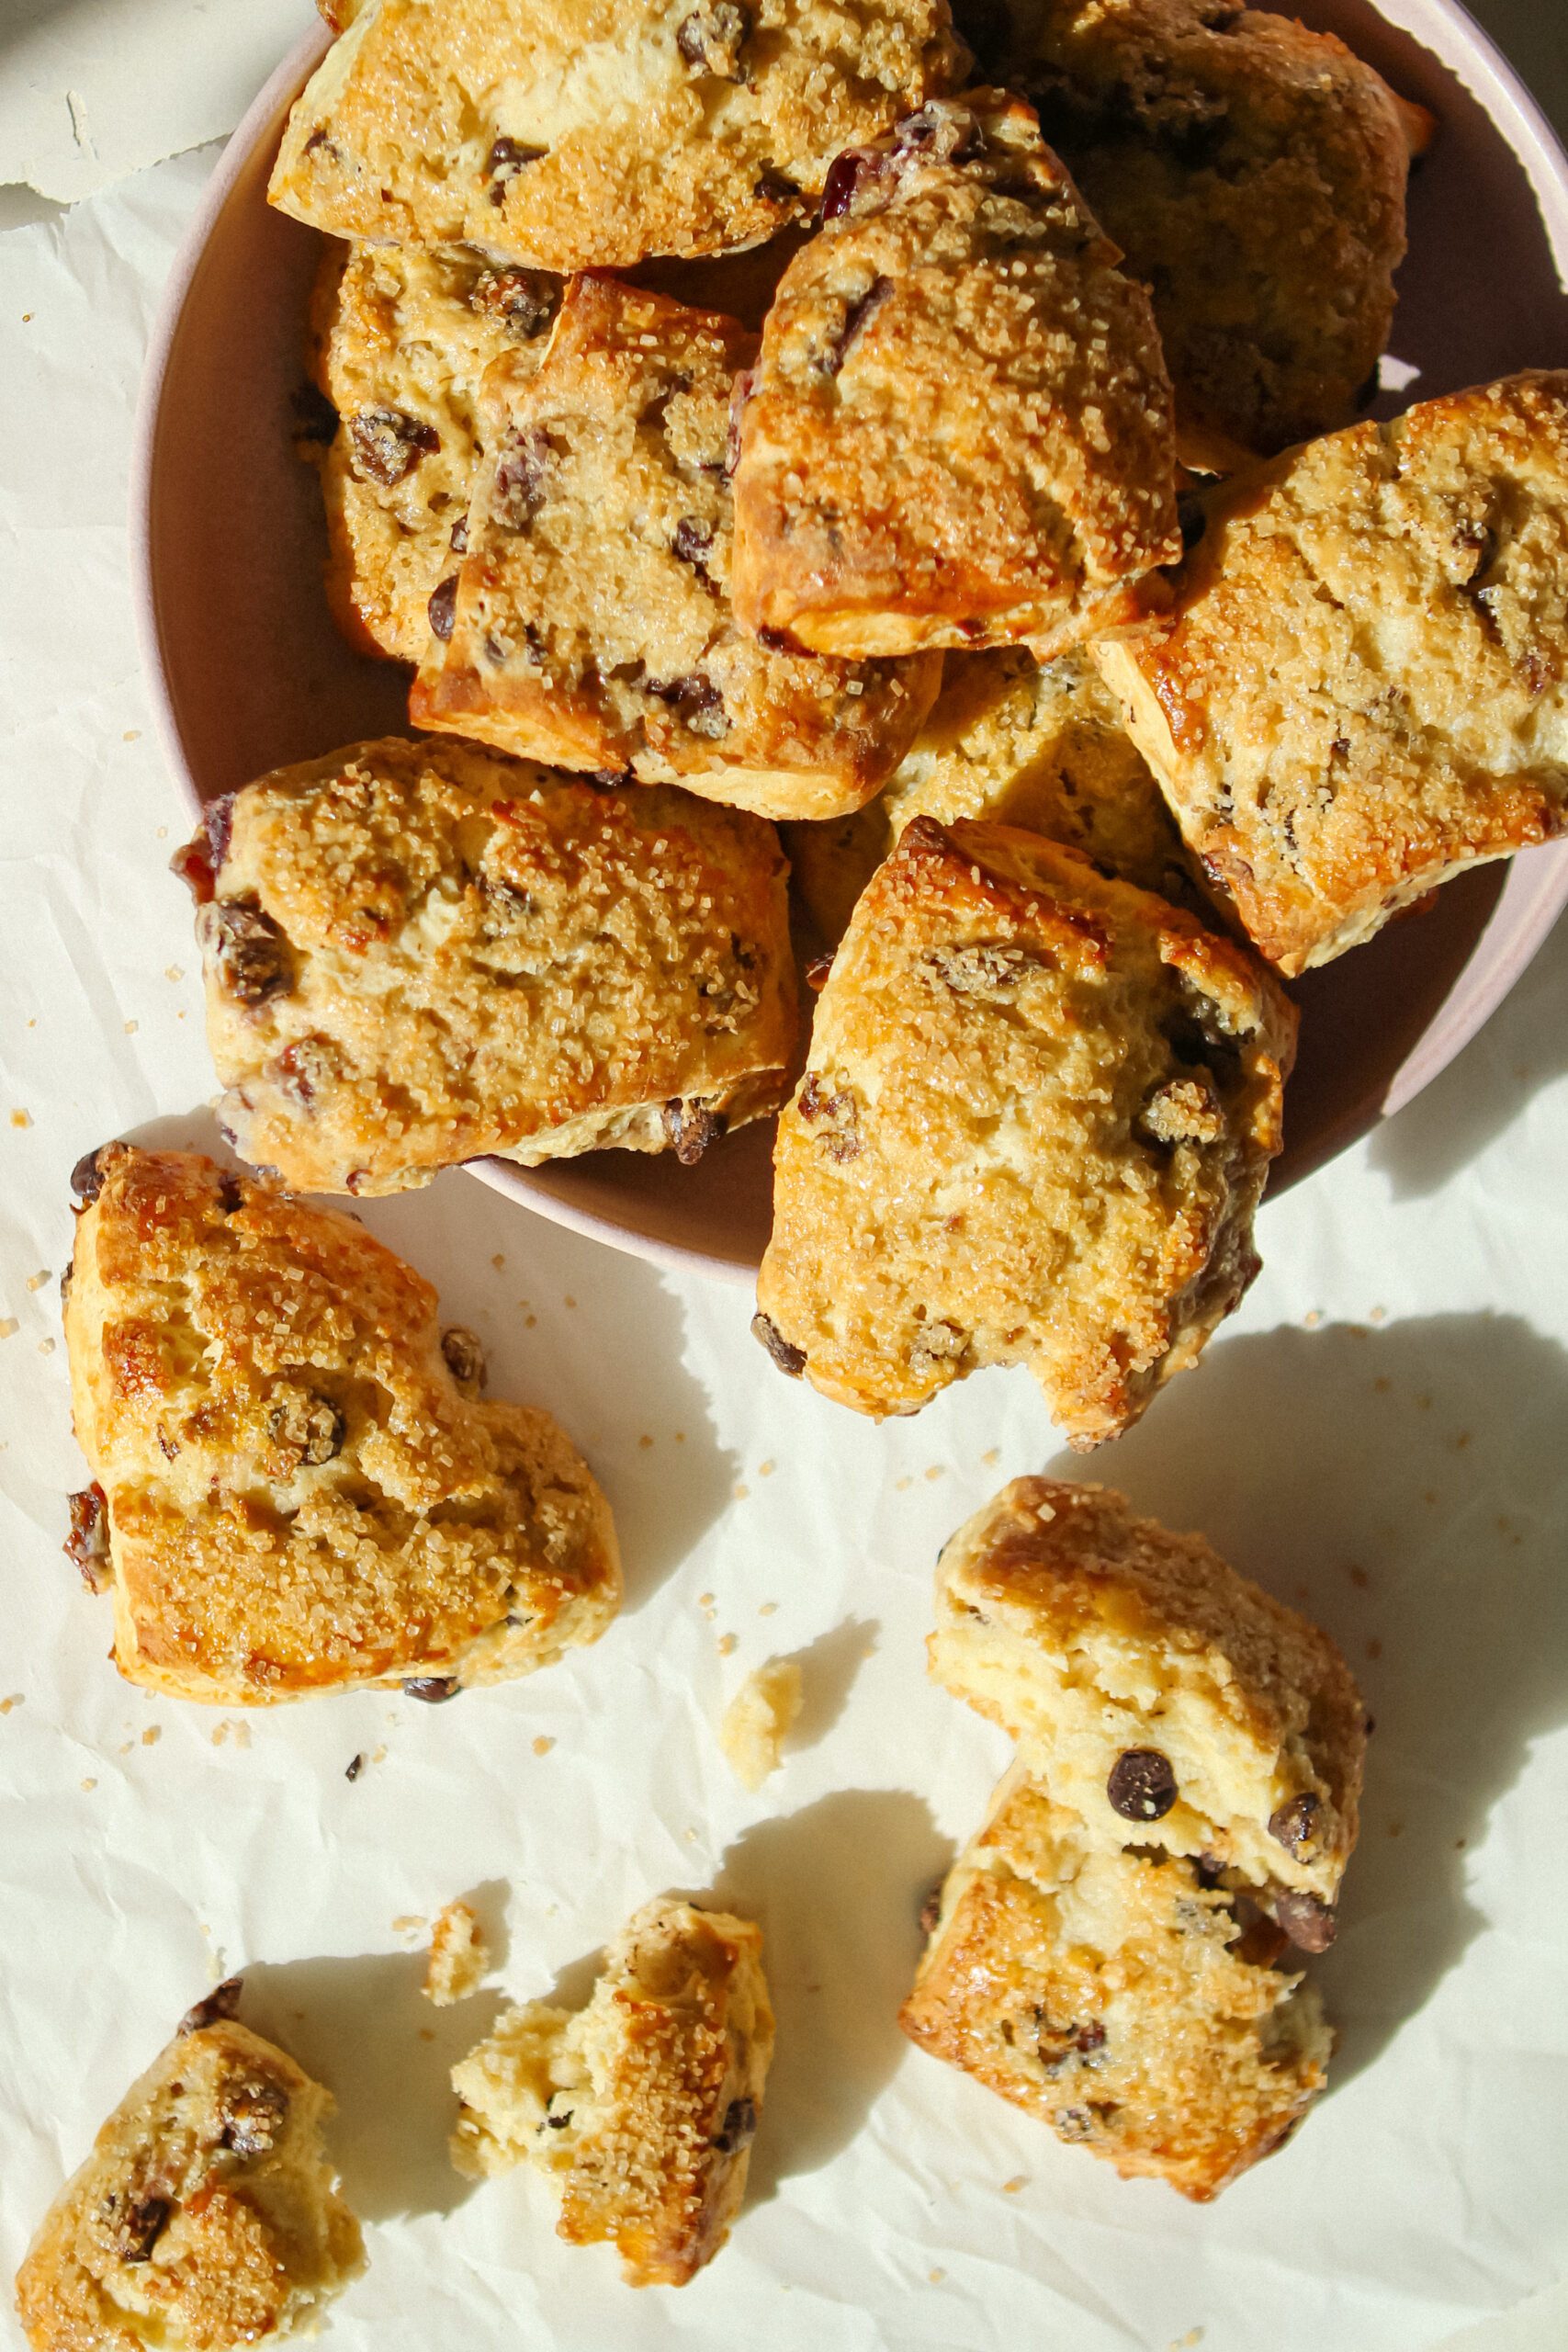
268;0;969;270
62;1144;620;1705
718;1657;804;1789
412;274;941;821
1098;372;1568;974
899;1763;1334;2199
176;736;797;1195
16;1999;364;2350
731;89;1179;658
424;1901;491;2007
754;815;1295;1439
451;1896;773;2286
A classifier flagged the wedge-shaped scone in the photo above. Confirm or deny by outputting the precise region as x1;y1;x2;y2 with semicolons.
16;1984;364;2350
451;1897;773;2286
931;1479;1365;1928
268;0;968;268
973;0;1428;463
175;737;797;1194
730;90;1179;658
1099;372;1568;974
412;276;940;820
899;1766;1333;2199
62;1144;620;1704
752;816;1295;1440
786;645;1200;949
306;242;561;664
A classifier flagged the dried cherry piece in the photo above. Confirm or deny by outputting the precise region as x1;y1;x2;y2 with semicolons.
428;573;460;642
751;1313;806;1377
65;1484;111;1592
662;1098;727;1164
440;1327;486;1390
348;406;439;488
207;902;293;1006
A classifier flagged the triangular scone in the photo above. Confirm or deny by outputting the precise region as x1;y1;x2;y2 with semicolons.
268;0;969;269
931;1479;1366;1930
62;1145;620;1705
752;816;1295;1439
452;1897;773;2286
412;275;941;820
16;1987;364;2349
899;1765;1334;2199
729;90;1179;658
175;737;797;1193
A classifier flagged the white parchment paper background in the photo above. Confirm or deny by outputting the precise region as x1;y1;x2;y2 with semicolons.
2;8;1567;2348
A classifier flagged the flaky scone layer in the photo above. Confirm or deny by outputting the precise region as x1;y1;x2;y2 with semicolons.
62;1145;620;1704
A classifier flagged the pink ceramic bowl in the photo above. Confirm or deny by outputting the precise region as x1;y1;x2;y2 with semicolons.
133;0;1568;1283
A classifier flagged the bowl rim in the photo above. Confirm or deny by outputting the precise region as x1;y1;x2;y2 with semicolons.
130;1;1568;1288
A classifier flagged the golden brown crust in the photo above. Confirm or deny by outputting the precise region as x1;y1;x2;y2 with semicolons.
16;2010;364;2350
268;0;969;269
62;1145;620;1705
179;735;797;1194
754;815;1295;1439
412;275;941;820
1099;372;1568;973
730;90;1179;656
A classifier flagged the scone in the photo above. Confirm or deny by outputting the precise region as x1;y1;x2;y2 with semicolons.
268;0;968;268
752;815;1296;1441
1098;372;1568;973
412;275;941;820
978;0;1429;462
62;1143;620;1704
175;736;797;1194
451;1896;773;2286
729;90;1179;658
786;645;1199;949
306;241;560;663
930;1478;1365;1927
15;1984;364;2350
898;1765;1334;2199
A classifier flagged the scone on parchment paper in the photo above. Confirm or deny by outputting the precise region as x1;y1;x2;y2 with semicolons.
730;90;1179;659
268;0;968;269
61;1143;620;1705
930;1478;1366;1926
175;736;796;1195
752;815;1295;1442
970;0;1430;464
1099;371;1568;975
412;274;941;821
899;1763;1334;2199
15;1983;364;2350
452;1896;773;2286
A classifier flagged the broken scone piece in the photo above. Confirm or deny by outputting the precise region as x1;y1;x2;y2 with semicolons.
730;90;1179;658
16;1983;364;2350
931;1479;1365;1924
754;816;1295;1441
451;1896;773;2285
177;736;796;1194
719;1657;804;1790
412;275;940;820
62;1143;620;1703
1099;371;1568;973
899;1765;1334;2199
425;1901;491;2007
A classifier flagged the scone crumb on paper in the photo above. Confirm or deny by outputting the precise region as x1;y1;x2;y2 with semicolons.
424;1899;491;2007
719;1658;804;1792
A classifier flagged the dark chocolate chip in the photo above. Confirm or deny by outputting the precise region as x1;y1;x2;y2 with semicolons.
662;1098;727;1165
804;952;833;992
65;1484;111;1593
428;572;459;642
756;624;807;655
402;1675;462;1702
1269;1792;1321;1859
751;1312;806;1377
671;516;715;574
470;266;558;337
179;1977;243;2036
1106;1748;1178;1822
440;1326;486;1391
544;2106;574;2128
70;1146;113;1205
492;427;553;527
1272;1888;1337;1952
647;671;728;737
347;406;439;487
207;901;293;1006
345;1752;365;1781
712;2094;757;2152
110;2193;171;2264
485;135;547;201
219;2079;288;2157
449;514;469;554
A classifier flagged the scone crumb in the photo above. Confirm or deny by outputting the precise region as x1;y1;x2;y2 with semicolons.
532;1735;555;1756
717;1633;739;1657
392;1914;427;1936
0;1320;17;1339
759;1601;778;1617
719;1657;804;1792
424;1899;491;2007
930;2267;947;2285
0;1693;23;1713
25;1269;50;1292
1002;2175;1028;2194
141;1724;161;1746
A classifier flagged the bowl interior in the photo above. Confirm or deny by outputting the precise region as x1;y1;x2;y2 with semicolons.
136;1;1568;1282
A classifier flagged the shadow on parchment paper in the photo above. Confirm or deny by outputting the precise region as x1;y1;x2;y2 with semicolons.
775;1616;880;1758
1057;1311;1568;2089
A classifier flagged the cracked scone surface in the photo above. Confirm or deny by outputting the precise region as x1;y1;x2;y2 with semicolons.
412;274;940;820
452;1896;773;2286
268;0;968;268
930;1477;1365;1916
898;1764;1334;2199
1098;372;1568;974
730;90;1179;658
753;815;1295;1439
981;0;1424;461
16;2007;363;2351
62;1144;620;1704
307;241;561;664
179;736;796;1194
